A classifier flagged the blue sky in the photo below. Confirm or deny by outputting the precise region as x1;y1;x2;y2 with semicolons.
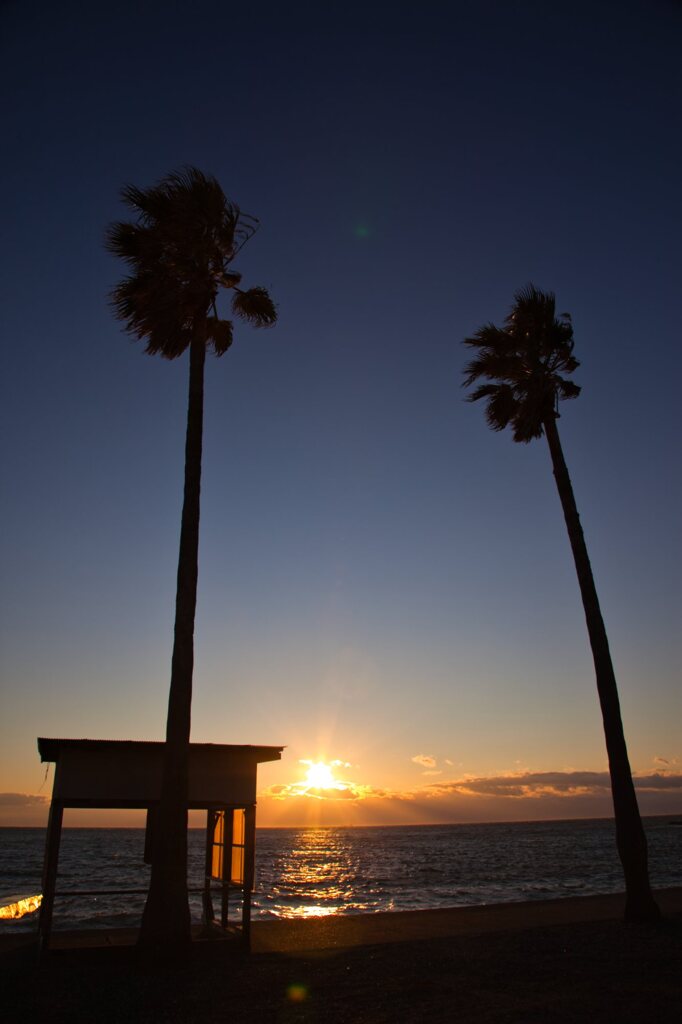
1;0;680;825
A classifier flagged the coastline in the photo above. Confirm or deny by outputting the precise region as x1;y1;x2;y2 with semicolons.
2;886;681;954
2;889;681;1022
250;885;682;953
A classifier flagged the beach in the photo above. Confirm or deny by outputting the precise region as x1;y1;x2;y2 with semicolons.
2;888;681;1022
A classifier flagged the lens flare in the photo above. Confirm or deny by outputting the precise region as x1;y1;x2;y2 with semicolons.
286;983;308;1003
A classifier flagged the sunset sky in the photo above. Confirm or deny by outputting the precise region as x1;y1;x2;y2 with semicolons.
1;0;680;828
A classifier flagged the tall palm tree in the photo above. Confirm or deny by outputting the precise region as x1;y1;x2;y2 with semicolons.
107;168;276;947
462;284;659;922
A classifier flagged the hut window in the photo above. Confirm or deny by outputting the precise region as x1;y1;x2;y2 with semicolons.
230;808;246;886
211;810;226;880
209;809;246;886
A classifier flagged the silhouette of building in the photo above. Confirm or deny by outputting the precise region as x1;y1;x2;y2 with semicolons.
37;737;283;951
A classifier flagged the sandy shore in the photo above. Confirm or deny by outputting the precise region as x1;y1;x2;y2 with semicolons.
251;887;682;953
2;889;681;1022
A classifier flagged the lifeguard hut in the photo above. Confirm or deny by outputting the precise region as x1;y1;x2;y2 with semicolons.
36;737;283;951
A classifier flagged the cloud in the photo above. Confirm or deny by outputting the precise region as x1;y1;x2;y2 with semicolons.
423;770;682;800
653;756;679;769
258;763;682;834
263;779;379;802
258;768;682;826
634;772;682;792
262;769;682;807
411;754;437;769
0;793;48;808
264;770;381;802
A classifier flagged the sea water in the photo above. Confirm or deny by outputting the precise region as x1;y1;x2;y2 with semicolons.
0;818;679;933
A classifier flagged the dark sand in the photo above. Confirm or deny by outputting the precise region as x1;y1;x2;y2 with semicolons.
2;888;681;1023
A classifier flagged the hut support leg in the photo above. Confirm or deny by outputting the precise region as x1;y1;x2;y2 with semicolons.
242;805;256;950
38;800;63;955
202;810;215;925
221;880;229;929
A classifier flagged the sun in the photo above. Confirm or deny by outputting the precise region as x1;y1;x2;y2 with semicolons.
304;761;336;789
266;757;372;803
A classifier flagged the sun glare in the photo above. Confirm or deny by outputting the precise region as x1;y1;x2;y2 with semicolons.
267;757;371;804
304;761;336;789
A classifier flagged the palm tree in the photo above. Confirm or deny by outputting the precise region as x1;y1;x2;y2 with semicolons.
106;168;276;948
462;284;659;922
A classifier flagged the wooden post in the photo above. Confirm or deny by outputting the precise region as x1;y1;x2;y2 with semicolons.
143;805;158;864
221;810;233;930
38;800;63;954
202;809;215;925
242;804;256;949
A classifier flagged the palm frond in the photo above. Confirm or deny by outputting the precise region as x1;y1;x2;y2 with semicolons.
463;323;512;351
465;382;499;403
485;385;518;432
105;222;144;263
463;350;528;388
206;318;234;356
111;273;196;358
466;383;517;432
512;391;551;442
232;287;277;327
107;167;276;358
462;284;579;443
557;378;581;401
220;271;242;288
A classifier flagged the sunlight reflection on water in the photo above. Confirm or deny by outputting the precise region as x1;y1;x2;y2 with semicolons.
285;905;337;918
261;827;379;918
1;819;679;930
252;819;681;920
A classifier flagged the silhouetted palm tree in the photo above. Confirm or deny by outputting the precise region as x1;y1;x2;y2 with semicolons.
107;168;276;948
463;285;659;922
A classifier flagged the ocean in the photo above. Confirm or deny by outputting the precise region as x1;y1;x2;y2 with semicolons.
1;817;680;934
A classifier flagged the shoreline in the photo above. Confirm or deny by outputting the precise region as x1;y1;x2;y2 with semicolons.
251;885;682;953
2;886;681;955
2;889;681;1023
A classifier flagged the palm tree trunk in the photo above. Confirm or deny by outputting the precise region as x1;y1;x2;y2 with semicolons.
139;334;206;949
543;415;659;922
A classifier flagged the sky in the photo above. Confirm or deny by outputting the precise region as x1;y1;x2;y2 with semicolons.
1;0;680;828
